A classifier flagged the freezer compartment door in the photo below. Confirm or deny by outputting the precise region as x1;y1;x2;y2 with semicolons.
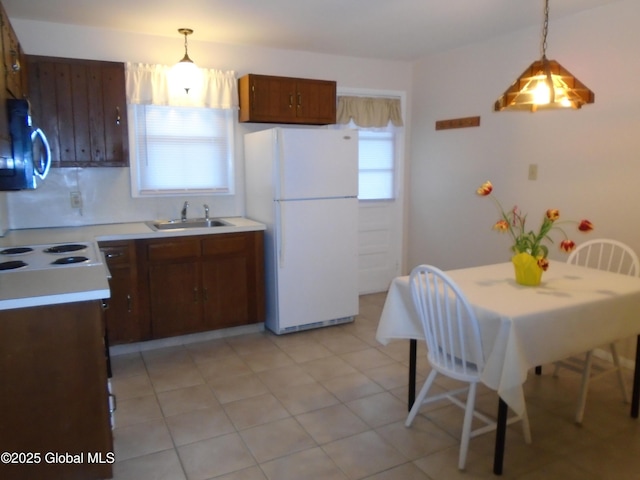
276;197;358;330
277;129;358;200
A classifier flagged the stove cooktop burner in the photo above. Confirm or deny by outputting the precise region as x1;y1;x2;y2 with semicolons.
44;244;87;254
0;242;101;273
51;256;89;265
0;260;28;271
0;247;34;255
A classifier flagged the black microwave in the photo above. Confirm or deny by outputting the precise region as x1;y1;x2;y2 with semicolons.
0;99;51;190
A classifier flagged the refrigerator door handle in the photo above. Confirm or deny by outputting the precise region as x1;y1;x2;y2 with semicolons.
276;129;285;200
276;200;286;268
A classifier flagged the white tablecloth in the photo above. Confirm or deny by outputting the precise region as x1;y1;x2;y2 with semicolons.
376;262;640;415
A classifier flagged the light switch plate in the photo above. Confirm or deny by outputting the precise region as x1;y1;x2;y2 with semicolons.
528;164;538;181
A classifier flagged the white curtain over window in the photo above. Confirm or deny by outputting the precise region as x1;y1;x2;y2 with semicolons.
336;96;403;128
126;63;237;197
125;62;238;108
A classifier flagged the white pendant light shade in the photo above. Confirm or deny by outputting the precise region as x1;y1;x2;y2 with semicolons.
172;28;200;94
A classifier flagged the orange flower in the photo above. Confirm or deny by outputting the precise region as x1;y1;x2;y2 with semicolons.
546;209;559;221
578;220;594;232
476;181;493;196
560;239;576;253
537;258;549;271
493;220;509;231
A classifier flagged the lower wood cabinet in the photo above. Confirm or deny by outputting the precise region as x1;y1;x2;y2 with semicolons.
0;301;113;480
99;240;144;344
101;231;265;344
201;233;263;330
145;237;203;338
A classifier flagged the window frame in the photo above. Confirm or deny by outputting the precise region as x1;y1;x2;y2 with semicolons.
356;127;398;201
332;89;404;202
128;104;236;198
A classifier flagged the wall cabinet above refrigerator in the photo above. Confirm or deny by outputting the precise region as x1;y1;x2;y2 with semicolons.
239;73;336;125
26;55;129;167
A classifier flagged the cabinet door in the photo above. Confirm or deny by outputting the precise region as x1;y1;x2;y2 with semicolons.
1;3;23;100
201;232;265;329
252;75;297;123
0;301;113;480
26;60;61;165
296;79;336;124
106;266;142;343
149;261;204;338
100;241;142;344
26;55;129;167
202;256;250;329
69;63;93;161
101;63;129;165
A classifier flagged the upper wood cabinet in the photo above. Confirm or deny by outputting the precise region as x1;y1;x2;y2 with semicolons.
0;1;26;101
0;1;26;161
239;74;336;125
26;55;129;167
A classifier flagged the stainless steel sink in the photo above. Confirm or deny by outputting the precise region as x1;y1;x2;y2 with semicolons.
147;218;231;231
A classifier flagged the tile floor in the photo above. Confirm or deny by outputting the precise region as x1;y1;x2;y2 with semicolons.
109;293;640;479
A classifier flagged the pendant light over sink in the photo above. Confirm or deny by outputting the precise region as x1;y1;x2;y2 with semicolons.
172;28;200;94
494;0;594;112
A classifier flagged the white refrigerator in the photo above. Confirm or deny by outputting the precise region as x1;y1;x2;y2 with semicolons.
244;127;359;334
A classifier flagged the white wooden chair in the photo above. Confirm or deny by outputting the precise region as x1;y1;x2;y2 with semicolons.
405;265;531;470
556;238;640;423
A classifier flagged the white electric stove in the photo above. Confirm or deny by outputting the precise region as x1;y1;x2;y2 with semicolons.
0;242;104;272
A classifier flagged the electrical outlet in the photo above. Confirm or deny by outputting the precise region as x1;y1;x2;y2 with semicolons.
70;191;82;209
528;163;538;181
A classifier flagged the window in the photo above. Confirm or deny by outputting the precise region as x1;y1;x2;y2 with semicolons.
334;94;402;201
358;129;396;200
129;104;235;197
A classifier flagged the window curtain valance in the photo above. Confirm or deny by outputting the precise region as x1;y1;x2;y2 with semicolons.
336;96;403;128
125;62;238;109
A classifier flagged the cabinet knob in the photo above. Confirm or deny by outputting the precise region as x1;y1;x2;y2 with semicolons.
115;107;121;126
9;50;20;73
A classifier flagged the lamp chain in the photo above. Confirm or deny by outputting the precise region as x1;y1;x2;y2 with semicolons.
541;0;549;58
184;32;189;55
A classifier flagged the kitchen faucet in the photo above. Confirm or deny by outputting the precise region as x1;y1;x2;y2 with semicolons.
181;201;189;222
204;204;210;221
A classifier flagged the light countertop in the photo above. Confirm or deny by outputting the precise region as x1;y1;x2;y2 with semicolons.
0;217;265;311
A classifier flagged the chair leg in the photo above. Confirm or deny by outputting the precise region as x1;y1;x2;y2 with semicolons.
405;369;437;427
575;351;594;423
610;343;630;403
521;403;532;444
458;382;478;470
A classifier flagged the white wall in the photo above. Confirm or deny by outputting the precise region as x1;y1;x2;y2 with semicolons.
4;19;412;229
408;0;640;272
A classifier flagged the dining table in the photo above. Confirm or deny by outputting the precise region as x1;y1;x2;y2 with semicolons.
376;261;640;475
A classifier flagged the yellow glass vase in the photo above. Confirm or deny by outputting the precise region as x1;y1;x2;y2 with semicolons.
511;252;543;286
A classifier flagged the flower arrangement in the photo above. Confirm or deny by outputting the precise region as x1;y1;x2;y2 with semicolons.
477;180;593;272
